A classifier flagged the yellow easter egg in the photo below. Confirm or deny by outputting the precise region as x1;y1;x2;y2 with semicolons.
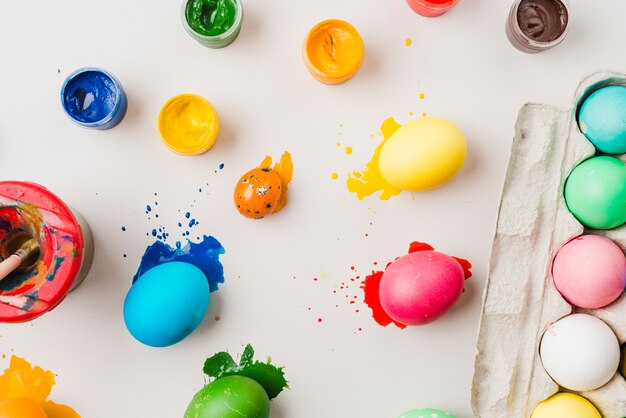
378;117;466;191
531;393;601;418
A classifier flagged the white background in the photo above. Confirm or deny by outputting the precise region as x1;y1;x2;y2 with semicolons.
1;1;625;417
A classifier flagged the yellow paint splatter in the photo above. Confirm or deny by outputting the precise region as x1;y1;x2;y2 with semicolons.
419;93;425;100
259;152;293;214
336;142;341;147
346;118;402;200
409;111;414;116
331;173;338;180
345;146;353;155
0;356;80;417
405;38;413;46
422;112;427;117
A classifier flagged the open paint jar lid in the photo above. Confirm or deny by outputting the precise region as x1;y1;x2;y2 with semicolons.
0;181;92;322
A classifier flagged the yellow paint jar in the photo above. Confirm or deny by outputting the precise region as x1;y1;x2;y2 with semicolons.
302;19;365;85
158;94;220;155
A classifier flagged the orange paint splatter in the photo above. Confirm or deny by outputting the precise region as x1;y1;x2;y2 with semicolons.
0;356;80;417
258;152;293;214
214;315;221;321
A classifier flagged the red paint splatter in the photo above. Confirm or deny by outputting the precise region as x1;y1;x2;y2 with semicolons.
361;241;472;330
362;270;407;329
317;318;323;323
214;315;221;321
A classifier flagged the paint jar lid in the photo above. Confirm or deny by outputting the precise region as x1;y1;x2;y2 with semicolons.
60;67;127;130
0;181;86;323
302;19;365;85
181;0;244;49
158;94;221;156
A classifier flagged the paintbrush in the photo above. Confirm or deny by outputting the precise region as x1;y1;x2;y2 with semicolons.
0;239;40;281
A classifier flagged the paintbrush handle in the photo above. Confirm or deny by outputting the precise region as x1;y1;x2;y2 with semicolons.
0;240;40;281
0;255;23;281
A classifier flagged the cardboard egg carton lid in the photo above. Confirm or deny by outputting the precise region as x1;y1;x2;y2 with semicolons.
471;71;626;418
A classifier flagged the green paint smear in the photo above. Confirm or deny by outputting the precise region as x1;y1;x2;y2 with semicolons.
203;344;288;400
186;0;238;36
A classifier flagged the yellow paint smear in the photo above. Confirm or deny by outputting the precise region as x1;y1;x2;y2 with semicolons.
259;152;293;213
346;118;402;200
0;356;79;417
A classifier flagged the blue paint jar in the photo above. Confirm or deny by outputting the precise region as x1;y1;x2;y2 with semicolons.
60;67;127;130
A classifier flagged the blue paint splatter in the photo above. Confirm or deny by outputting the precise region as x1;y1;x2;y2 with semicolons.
133;235;225;292
219;163;224;169
146;205;152;213
189;219;197;228
199;188;202;193
185;212;191;219
121;226;126;231
151;229;157;237
178;222;182;227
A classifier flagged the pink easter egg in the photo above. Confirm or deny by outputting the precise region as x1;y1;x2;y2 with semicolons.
552;234;626;309
379;251;465;326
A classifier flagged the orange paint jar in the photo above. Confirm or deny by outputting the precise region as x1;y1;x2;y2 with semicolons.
302;19;364;85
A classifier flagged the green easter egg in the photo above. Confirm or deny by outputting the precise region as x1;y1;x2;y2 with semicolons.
399;408;456;418
185;375;270;418
564;156;626;230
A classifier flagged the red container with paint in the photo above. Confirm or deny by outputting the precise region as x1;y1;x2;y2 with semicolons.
406;0;459;17
0;181;94;322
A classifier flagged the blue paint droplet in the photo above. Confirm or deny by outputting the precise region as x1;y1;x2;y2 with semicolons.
185;212;191;219
155;214;159;218
199;188;202;193
121;226;126;231
123;254;127;258
189;219;197;228
219;163;224;169
152;229;157;237
155;201;158;206
133;235;226;293
178;222;182;227
146;205;152;213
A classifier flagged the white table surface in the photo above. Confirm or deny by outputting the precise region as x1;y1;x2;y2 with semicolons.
1;1;625;417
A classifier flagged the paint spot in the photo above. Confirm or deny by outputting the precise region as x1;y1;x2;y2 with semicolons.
405;38;412;46
345;146;353;155
346;118;402;200
422;112;427;117
362;241;472;329
0;355;80;417
121;226;126;231
331;173;338;180
419;93;425;100
133;235;225;293
317;318;323;323
215;315;221;321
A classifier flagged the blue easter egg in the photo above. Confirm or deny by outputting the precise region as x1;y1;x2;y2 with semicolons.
578;85;626;154
123;261;209;347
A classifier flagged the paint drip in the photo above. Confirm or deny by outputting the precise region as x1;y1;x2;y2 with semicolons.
0;355;80;417
347;118;402;200
361;241;472;329
133;235;225;292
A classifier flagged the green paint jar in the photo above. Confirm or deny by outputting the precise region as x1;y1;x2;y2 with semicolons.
182;0;243;49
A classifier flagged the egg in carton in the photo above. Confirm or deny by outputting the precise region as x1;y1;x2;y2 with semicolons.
471;70;626;418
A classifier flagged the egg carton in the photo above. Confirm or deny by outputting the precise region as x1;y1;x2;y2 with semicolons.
471;71;626;418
